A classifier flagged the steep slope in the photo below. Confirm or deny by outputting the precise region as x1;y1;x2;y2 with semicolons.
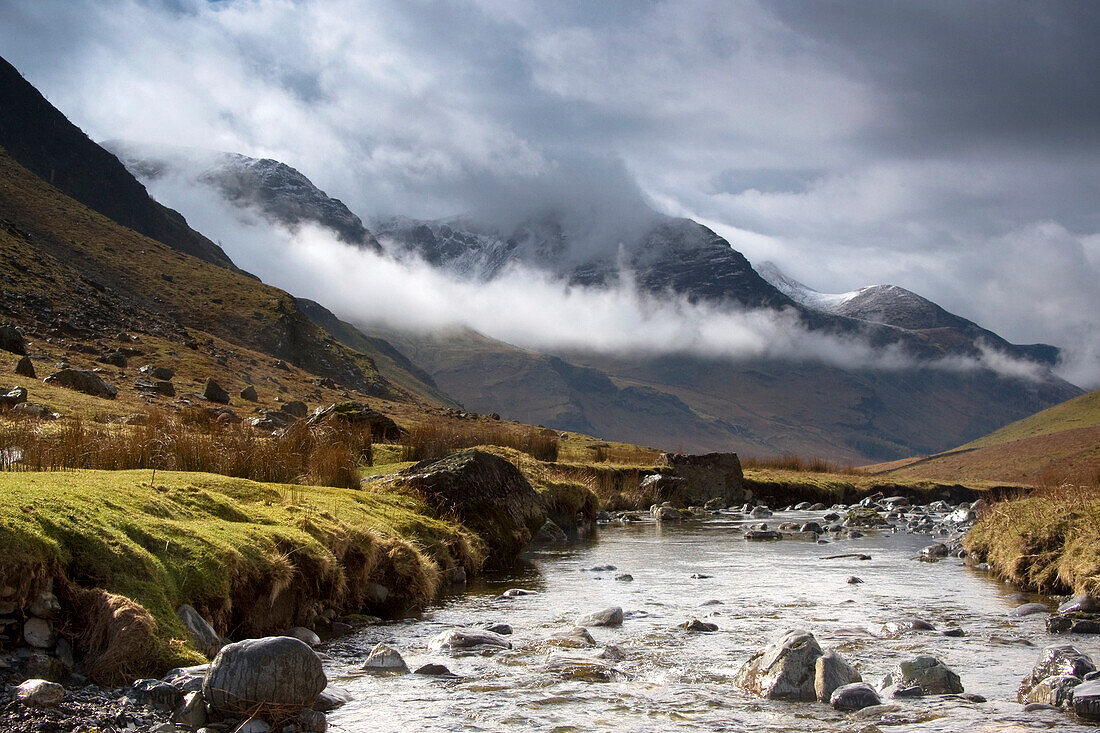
0;57;237;270
0;147;406;410
868;389;1100;486
106;142;381;251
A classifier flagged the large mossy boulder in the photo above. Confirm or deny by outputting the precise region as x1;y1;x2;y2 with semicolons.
735;629;823;701
395;449;546;569
306;401;404;440
203;637;325;720
654;452;744;506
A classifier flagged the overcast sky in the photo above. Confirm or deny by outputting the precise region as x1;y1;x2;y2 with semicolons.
1;0;1098;384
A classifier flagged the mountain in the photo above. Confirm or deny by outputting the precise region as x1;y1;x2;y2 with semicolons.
105;142;381;251
0;55;453;417
867;388;1100;486
0;57;237;271
757;262;1059;366
108;142;1084;462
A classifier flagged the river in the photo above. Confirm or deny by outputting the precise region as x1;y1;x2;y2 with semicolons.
322;509;1098;732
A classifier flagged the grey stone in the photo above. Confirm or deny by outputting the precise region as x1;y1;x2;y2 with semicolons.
170;691;207;729
1010;602;1050;617
43;369;117;399
284;626;321;647
298;709;328;733
280;400;308;418
129;679;183;710
1;385;28;407
577;606;624;627
203;636;326;719
313;685;353;712
14;356;35;378
534;519;568;543
881;617;935;634
682;619;718;632
240;384;259;401
23;617;55;648
1073;679;1100;721
1059;594;1100;613
29;591;61;619
15;679;63;707
544;653;622;682
545;626;597;648
202;378;230;404
1024;674;1081;708
362;643;409;674
428;627;512;652
815;650;862;702
879;655;963;695
1018;644;1096;701
830;682;882;710
736;628;824;701
177;605;225;659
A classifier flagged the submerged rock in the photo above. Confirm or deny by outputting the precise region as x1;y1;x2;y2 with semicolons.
830;682;881;711
543;653;623;682
1010;602;1050;617
428;627;512;652
203;636;326;719
577;606;624;627
736;628;824;702
544;627;597;648
682;619;718;632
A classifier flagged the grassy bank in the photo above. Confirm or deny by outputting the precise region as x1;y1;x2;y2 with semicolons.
964;484;1100;595
0;469;484;683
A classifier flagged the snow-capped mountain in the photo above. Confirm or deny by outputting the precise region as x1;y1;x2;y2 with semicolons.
104;142;380;251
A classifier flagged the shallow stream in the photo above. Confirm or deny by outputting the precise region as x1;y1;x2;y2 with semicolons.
322;511;1099;732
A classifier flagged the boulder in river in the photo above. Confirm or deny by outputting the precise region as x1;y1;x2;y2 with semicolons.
879;655;963;695
1018;644;1096;701
1059;594;1100;614
545;627;597;648
1010;602;1050;617
577;606;624;627
830;682;881;711
815;650;862;702
428;627;512;652
1023;673;1081;708
203;636;326;720
362;643;409;674
544;653;623;682
682;619;718;632
881;617;935;635
1073;679;1100;721
394;450;546;569
736;628;824;702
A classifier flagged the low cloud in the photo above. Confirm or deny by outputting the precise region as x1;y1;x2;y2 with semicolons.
147;173;1063;381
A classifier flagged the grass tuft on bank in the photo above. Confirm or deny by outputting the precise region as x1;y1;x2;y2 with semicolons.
964;484;1100;595
0;469;484;682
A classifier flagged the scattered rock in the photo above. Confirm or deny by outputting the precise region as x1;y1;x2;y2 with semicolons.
43;368;117;399
1059;594;1100;614
500;588;538;598
177;605;225;659
577;606;624;627
545;627;597;648
534;518;568;543
745;530;782;541
815;649;862;702
170;690;207;729
240;384;259;401
428;627;512;652
14;355;35;377
280;400;309;418
879;655;963;695
881;617;935;635
1018;644;1096;701
306;401;405;441
203;636;326;719
543;653;622;682
736;628;823;701
682;619;718;632
615;574;634;582
202;378;230;404
313;685;353;711
284;626;321;647
414;663;458;677
830;682;882;711
1010;603;1050;618
29;590;60;619
23;617;56;648
1024;674;1081;708
1073;679;1100;721
482;623;512;636
15;679;64;707
847;576;864;584
362;643;409;674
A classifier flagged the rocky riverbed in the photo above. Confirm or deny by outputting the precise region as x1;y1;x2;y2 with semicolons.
4;497;1099;731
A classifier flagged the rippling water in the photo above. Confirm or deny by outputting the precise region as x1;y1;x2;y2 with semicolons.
322;511;1098;732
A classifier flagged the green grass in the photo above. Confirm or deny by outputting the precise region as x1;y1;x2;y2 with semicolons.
965;485;1100;595
0;469;483;681
962;389;1100;450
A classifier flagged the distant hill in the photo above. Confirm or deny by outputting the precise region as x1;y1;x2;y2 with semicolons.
867;389;1100;486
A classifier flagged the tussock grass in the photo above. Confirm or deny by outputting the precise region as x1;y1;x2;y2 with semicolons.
964;483;1100;595
400;418;559;462
741;453;863;475
590;444;662;466
0;469;484;681
0;410;372;489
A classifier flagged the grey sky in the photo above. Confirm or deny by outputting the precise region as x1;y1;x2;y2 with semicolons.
1;0;1097;384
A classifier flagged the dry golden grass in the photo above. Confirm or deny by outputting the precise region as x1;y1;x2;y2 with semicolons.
0;409;372;489
401;418;559;462
741;453;863;475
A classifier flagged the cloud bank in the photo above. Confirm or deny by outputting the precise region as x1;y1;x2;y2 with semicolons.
1;0;1097;383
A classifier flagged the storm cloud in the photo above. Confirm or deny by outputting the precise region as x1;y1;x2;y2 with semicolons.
1;0;1097;383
